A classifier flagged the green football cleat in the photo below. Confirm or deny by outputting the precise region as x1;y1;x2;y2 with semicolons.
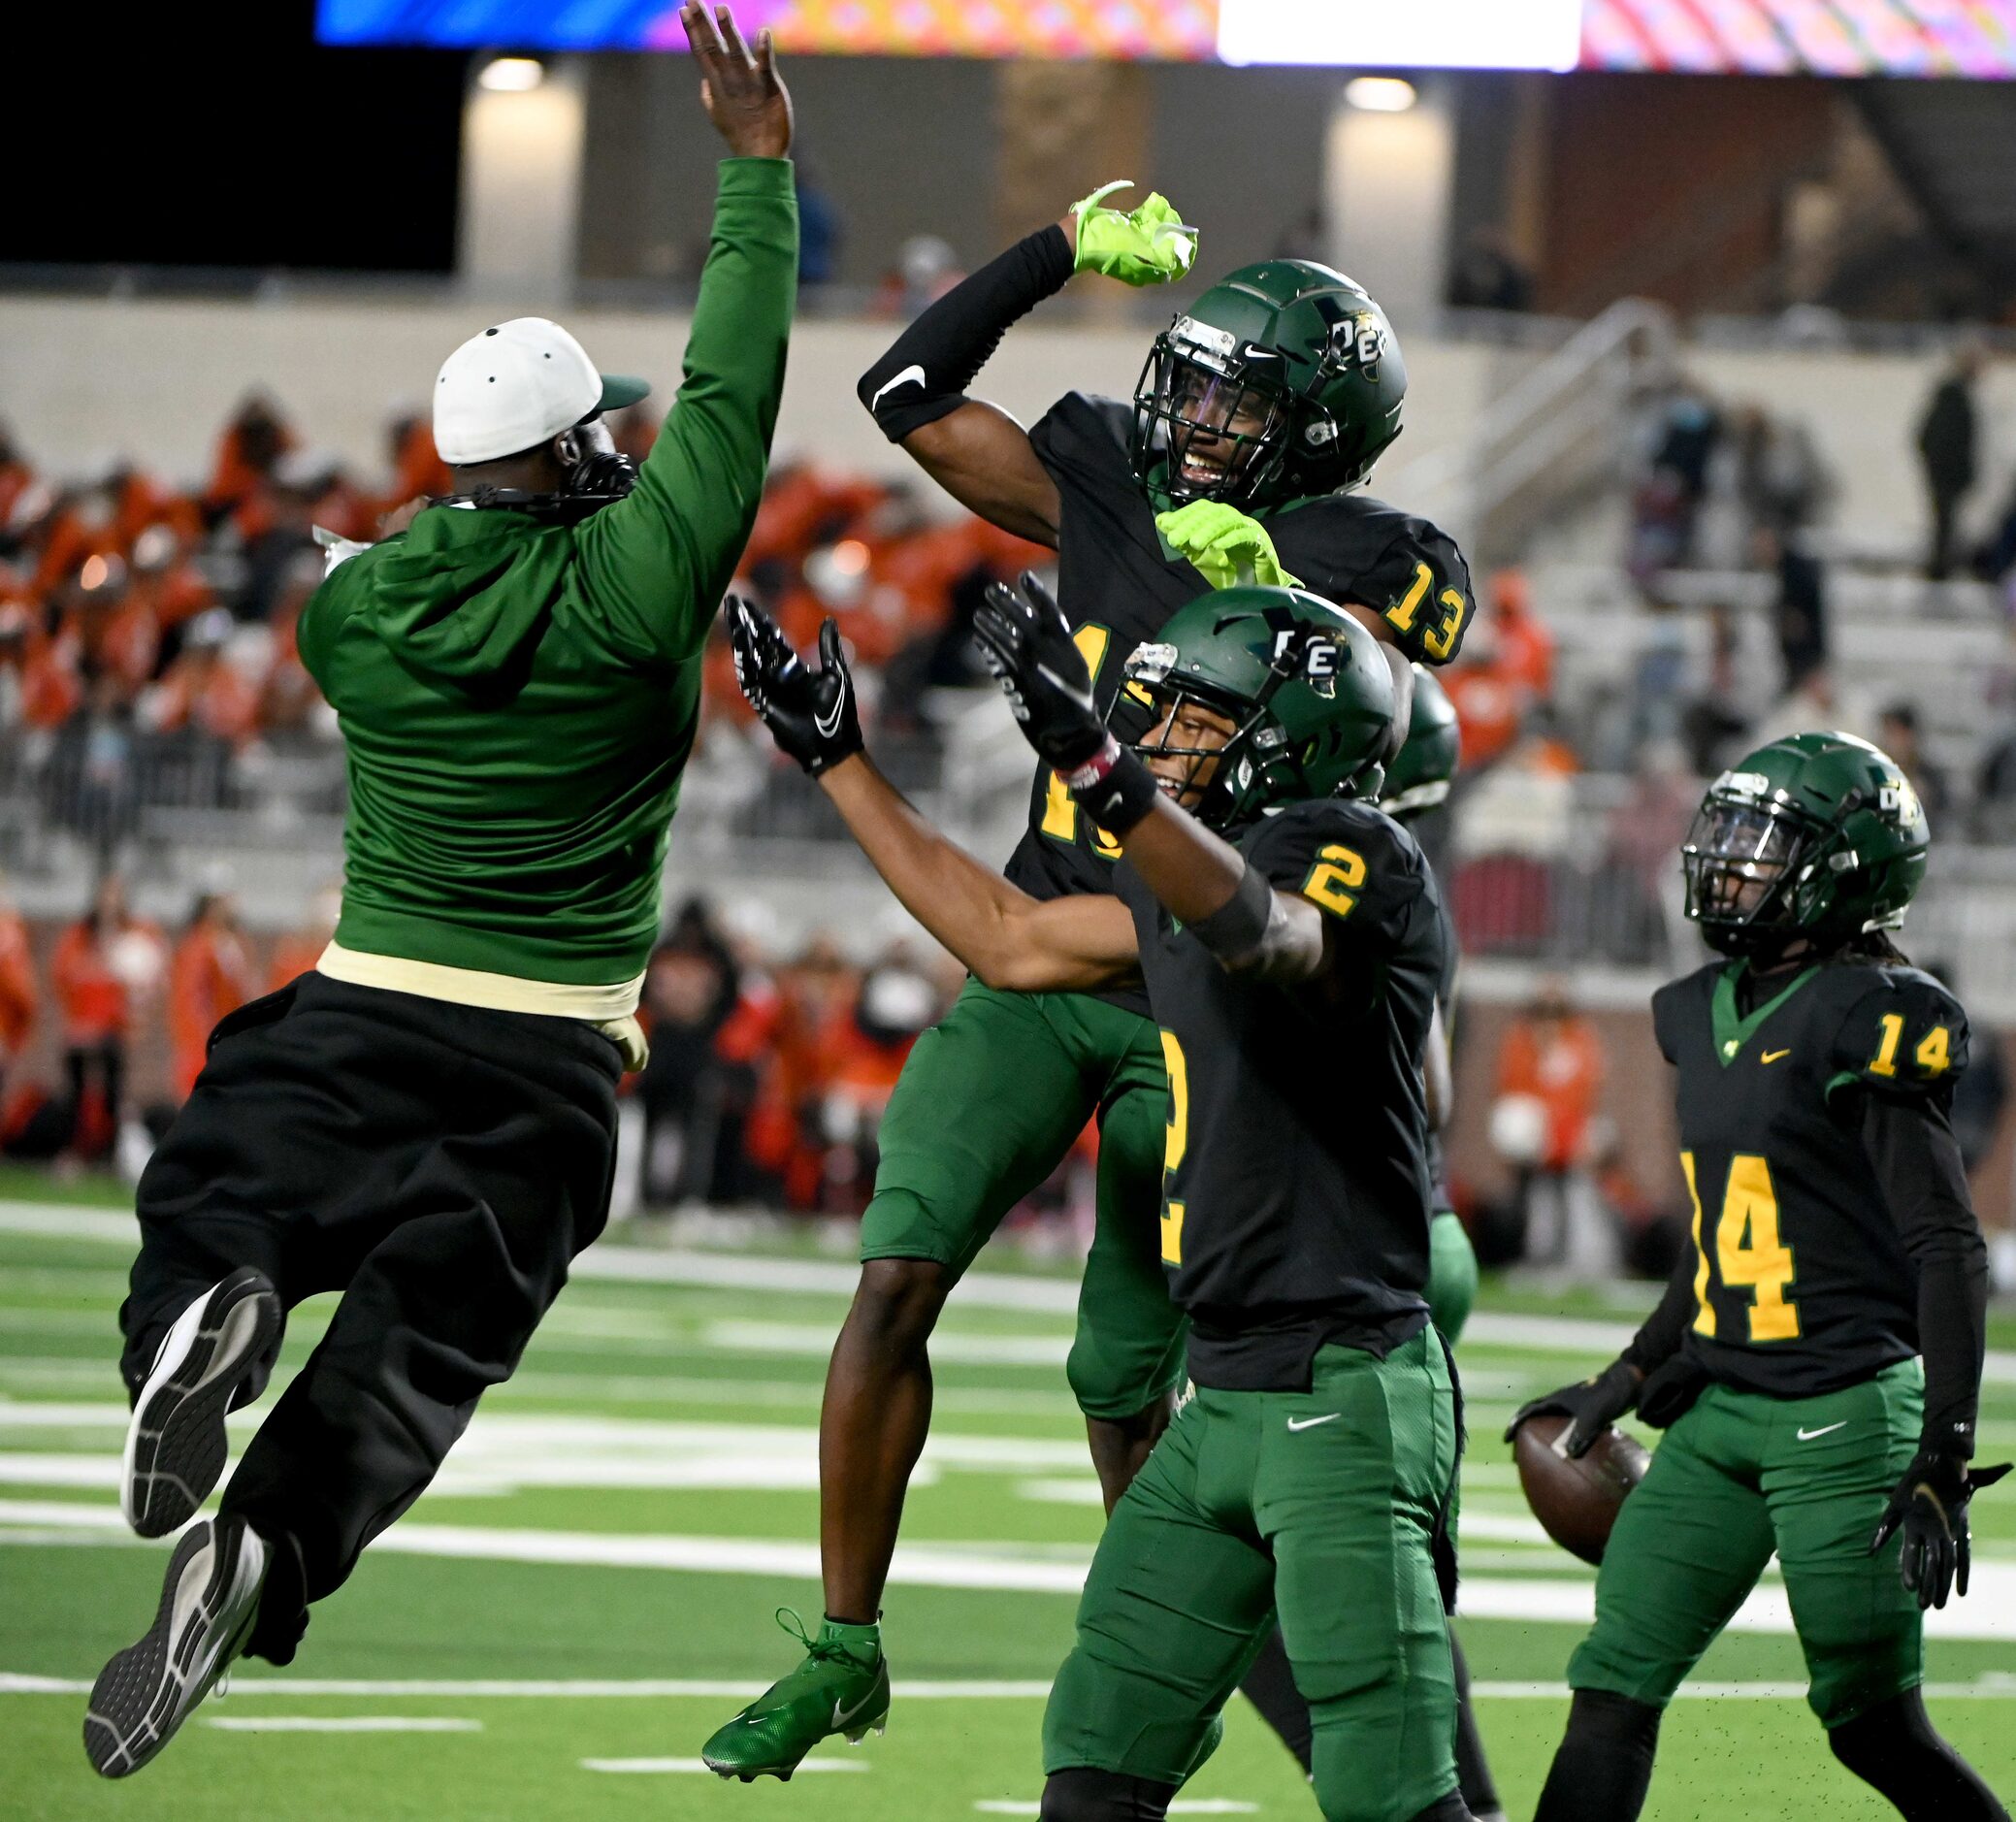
701;1609;890;1782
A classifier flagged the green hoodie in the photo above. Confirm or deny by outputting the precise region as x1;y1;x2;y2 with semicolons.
299;158;797;993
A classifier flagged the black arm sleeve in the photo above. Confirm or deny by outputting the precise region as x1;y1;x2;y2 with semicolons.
857;226;1075;442
1862;1090;1989;1457
1622;1241;1698;1377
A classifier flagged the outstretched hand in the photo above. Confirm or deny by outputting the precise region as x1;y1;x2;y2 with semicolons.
972;572;1107;771
682;4;793;159
728;597;862;776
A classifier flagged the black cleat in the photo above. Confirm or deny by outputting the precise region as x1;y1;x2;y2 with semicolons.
121;1268;279;1538
83;1515;268;1777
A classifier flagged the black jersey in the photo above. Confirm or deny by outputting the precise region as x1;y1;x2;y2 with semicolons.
1007;390;1474;934
1425;883;1459;1210
1115;797;1447;1392
1655;957;1970;1401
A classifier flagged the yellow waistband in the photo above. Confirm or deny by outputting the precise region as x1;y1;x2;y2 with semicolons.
314;941;649;1070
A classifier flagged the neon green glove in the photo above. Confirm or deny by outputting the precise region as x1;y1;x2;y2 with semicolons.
1155;501;1303;591
1071;181;1197;286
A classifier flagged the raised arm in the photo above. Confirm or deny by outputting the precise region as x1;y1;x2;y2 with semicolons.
858;184;1196;546
967;573;1338;986
728;602;1139;993
576;4;797;663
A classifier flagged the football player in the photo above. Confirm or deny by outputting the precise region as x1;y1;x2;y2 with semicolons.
703;182;1473;1780
1512;732;2009;1822
722;575;1467;1822
1241;669;1503;1820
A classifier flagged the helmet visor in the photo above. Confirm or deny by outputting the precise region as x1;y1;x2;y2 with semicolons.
1681;799;1805;934
1132;343;1289;504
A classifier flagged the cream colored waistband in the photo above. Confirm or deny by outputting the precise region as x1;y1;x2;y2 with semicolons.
314;941;649;1070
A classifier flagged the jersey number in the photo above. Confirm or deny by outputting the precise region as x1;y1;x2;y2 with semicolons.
1159;1029;1187;1265
1869;1012;1951;1081
1301;843;1367;919
1382;559;1469;662
1041;625;1119;858
1682;1151;1799;1343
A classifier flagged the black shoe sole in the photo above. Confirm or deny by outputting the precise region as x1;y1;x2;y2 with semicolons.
123;1268;279;1539
82;1519;262;1778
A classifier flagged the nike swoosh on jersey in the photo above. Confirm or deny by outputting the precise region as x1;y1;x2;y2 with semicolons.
1797;1421;1847;1441
870;365;927;410
1286;1414;1340;1432
1761;1049;1792;1064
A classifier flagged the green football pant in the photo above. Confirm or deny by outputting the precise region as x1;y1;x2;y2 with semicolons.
1044;1331;1461;1822
1425;1210;1477;1348
1571;1361;1925;1728
862;978;1186;1420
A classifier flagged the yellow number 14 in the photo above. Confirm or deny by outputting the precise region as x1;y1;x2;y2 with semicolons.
1682;1151;1799;1342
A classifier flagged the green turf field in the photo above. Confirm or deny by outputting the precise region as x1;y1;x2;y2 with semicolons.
3;1188;2014;1821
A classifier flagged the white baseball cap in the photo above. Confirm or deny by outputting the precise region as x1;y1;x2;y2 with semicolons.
433;317;649;467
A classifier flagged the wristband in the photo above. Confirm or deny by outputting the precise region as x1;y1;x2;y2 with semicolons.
1188;861;1275;966
1064;737;1158;838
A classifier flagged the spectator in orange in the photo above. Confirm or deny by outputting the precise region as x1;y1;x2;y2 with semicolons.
168;892;254;1101
142;609;259;747
1491;978;1609;1272
204;394;296;538
269;885;341;992
1487;567;1554;705
0;875;39;1081
52;875;164;1158
383;411;454;516
1441;662;1521;771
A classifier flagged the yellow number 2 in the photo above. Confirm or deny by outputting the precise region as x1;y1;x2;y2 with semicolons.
1159;1030;1188;1264
1682;1151;1799;1343
1040;625;1118;856
1301;843;1367;919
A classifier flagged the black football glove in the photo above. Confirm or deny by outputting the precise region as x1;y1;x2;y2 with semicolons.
1869;1449;2011;1611
971;571;1106;771
728;597;862;777
1506;1357;1642;1460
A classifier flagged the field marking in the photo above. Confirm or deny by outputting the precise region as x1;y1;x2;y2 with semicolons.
707;1319;1070;1367
583;1756;866;1773
205;1716;482;1733
9;1202;2016;1380
6;1497;2014;1638
11;1671;2016;1704
1;1673;1052;1698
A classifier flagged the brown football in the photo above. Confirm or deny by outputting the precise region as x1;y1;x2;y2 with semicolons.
1512;1414;1652;1566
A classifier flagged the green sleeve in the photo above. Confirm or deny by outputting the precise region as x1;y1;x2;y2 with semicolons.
576;157;798;667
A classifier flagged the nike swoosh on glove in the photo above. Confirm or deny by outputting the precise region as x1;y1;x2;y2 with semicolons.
728;598;863;777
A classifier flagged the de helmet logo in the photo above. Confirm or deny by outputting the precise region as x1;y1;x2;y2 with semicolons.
1271;627;1345;699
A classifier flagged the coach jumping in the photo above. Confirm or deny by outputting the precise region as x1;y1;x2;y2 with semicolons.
82;4;795;1777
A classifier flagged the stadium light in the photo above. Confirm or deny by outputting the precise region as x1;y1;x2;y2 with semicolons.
1345;76;1417;112
477;55;545;92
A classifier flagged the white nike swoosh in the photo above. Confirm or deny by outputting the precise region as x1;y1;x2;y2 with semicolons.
814;677;849;741
870;365;927;409
831;1685;880;1730
1797;1421;1847;1441
1286;1414;1340;1432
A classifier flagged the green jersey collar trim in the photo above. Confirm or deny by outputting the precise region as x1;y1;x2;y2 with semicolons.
1710;960;1818;1067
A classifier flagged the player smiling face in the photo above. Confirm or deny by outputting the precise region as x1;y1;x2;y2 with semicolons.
1165;364;1286;495
1138;696;1242;808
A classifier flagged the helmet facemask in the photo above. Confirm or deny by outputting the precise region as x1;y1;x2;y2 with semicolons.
1681;797;1815;956
1131;318;1294;508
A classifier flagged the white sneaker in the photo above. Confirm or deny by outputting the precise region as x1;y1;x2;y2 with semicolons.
121;1268;280;1537
83;1515;268;1777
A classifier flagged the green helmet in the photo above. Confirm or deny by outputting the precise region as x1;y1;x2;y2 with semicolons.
1130;260;1406;511
1116;584;1394;831
1681;731;1931;958
1380;666;1460;822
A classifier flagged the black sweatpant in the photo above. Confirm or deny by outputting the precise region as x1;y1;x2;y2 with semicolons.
119;971;621;1659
